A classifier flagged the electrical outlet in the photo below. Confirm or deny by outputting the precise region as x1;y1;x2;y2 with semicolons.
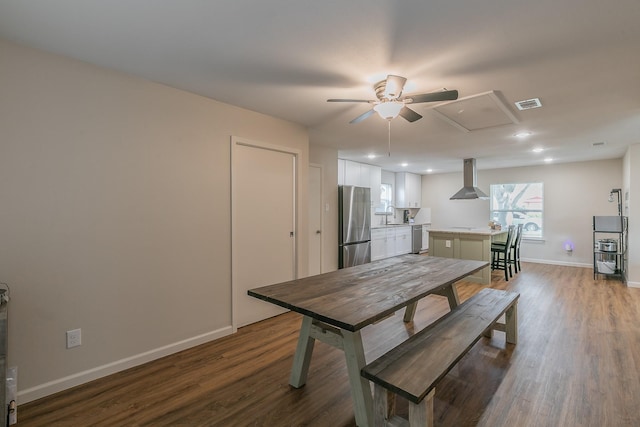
66;329;81;349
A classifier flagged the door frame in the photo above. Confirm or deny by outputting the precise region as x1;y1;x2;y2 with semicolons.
309;163;324;275
230;136;300;331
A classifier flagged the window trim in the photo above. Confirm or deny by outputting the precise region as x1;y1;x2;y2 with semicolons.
490;182;544;239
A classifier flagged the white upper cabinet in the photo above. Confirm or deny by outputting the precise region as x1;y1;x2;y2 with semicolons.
395;172;422;208
339;160;383;208
344;160;365;186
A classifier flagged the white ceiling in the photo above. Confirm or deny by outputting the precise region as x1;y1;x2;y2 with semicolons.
1;0;639;174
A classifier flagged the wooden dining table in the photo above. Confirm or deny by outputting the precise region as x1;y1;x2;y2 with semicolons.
248;254;488;427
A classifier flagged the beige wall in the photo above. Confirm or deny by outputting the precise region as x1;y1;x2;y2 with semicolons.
422;159;623;268
624;145;640;286
309;144;339;273
0;40;309;402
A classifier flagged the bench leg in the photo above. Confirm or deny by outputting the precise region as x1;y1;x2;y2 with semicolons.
403;302;418;322
373;384;395;427
483;327;494;339
505;302;518;344
289;315;316;387
408;388;435;427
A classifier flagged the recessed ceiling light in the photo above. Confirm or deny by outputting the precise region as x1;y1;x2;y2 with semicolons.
367;154;376;159
401;163;408;167
544;157;553;163
532;147;544;153
514;131;532;138
426;169;433;173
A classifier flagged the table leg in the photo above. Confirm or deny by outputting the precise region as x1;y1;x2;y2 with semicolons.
342;329;373;427
289;315;316;388
434;283;460;309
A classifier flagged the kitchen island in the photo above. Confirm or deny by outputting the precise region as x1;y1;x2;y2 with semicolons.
429;227;508;284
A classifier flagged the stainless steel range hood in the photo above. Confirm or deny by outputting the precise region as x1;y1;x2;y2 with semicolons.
450;158;489;200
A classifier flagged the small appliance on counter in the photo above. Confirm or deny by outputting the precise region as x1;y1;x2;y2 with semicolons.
594;239;617;252
403;209;410;223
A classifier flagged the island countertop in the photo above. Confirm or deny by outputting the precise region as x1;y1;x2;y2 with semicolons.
428;227;507;236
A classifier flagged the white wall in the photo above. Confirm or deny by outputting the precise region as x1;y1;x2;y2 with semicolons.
0;39;309;402
422;159;623;267
309;144;339;273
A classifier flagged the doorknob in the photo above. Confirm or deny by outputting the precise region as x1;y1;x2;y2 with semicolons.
316;230;321;234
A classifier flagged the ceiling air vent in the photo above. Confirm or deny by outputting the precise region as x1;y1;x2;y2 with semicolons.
514;98;542;110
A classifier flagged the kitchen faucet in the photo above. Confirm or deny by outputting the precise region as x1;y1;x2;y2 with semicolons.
385;205;395;225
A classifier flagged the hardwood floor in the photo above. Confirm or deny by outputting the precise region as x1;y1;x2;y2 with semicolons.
17;263;640;426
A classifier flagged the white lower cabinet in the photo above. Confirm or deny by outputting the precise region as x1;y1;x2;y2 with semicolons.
394;226;412;255
385;228;396;257
371;228;387;261
371;226;412;261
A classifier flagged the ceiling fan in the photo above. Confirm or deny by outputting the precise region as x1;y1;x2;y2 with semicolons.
328;74;459;124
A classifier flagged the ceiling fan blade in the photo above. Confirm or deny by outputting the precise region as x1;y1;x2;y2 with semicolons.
350;109;376;124
327;98;374;103
399;106;422;122
384;75;407;99
405;90;459;104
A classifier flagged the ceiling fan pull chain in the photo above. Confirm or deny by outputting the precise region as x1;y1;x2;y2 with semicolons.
387;120;392;157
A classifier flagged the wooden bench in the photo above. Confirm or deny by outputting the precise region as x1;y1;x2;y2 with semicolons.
361;288;520;427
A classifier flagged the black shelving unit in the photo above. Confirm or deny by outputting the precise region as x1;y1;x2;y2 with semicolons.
593;216;628;282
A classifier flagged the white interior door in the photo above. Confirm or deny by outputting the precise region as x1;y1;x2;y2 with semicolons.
308;164;322;276
232;138;296;328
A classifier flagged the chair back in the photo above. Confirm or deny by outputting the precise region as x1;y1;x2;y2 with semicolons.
503;225;516;250
512;224;524;249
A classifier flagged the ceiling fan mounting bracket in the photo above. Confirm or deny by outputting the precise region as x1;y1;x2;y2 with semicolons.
374;80;398;101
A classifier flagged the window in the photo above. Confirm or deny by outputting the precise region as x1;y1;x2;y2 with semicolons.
379;183;393;213
490;183;543;238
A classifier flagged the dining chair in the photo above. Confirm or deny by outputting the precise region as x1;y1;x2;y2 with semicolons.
510;224;524;274
491;225;515;281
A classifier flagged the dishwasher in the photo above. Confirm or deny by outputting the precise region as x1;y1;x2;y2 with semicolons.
411;225;422;254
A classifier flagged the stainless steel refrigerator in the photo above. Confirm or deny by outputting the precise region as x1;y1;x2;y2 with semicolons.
339;185;371;268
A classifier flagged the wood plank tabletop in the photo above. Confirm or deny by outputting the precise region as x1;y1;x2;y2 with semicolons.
248;255;488;332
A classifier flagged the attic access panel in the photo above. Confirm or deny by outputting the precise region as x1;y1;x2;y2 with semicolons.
430;90;519;132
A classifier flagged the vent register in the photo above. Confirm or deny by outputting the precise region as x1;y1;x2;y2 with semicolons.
515;98;542;110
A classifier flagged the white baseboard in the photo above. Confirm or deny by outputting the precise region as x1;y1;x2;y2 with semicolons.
17;325;234;404
521;257;592;269
523;258;640;287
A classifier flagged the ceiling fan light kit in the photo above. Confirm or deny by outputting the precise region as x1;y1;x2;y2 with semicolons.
373;101;404;120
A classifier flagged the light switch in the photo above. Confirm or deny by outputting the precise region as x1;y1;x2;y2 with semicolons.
445;240;451;248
